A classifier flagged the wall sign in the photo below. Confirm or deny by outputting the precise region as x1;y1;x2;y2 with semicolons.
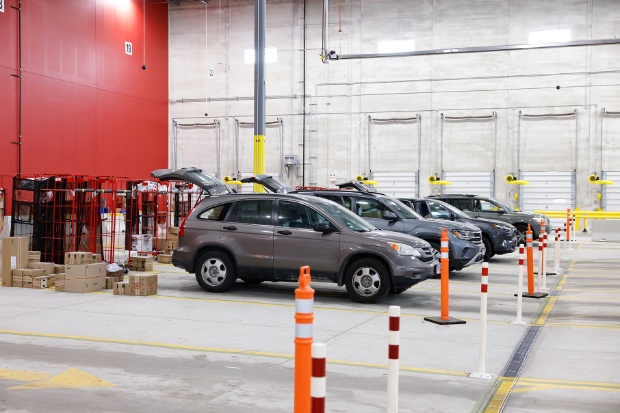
209;68;215;78
125;41;132;55
0;0;5;13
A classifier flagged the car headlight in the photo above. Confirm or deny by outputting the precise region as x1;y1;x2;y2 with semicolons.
491;223;513;233
451;229;476;240
389;242;421;258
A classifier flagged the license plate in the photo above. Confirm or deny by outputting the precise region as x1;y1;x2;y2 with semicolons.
434;262;441;275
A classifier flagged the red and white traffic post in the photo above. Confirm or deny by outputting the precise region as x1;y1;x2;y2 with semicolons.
511;244;527;325
387;306;400;413
470;262;493;379
554;228;562;275
311;343;326;413
522;225;548;299
541;224;548;290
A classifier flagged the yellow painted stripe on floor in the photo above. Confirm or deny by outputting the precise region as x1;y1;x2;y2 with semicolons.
0;368;51;382
544;322;620;330
9;368;115;390
0;329;468;378
556;295;620;301
484;377;516;413
533;296;557;326
519;377;620;390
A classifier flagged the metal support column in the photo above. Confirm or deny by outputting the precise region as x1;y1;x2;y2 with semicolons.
253;0;266;192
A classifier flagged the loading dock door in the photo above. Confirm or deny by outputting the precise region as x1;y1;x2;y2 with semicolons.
441;172;494;197
520;171;575;228
371;172;418;198
602;172;620;210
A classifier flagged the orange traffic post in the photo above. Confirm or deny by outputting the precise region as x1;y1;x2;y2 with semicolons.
424;228;466;325
566;208;573;250
295;266;314;413
522;225;548;299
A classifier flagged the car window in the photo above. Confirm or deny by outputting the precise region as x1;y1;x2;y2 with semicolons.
355;198;388;218
318;194;343;206
477;199;498;212
427;201;452;219
197;203;230;221
278;200;329;229
381;197;422;219
313;198;375;232
453;199;474;211
227;200;272;225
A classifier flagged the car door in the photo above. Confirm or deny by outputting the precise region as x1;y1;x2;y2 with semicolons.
470;198;505;221
221;199;275;278
273;200;341;281
352;197;406;233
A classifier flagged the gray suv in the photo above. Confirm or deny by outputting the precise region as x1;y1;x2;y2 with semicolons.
240;176;485;272
173;193;438;304
427;194;552;245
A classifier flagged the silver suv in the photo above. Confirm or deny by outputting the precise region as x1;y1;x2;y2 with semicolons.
173;193;439;303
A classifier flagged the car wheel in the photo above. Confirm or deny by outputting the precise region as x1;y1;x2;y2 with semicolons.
429;242;446;276
515;225;527;246
482;237;493;262
195;251;237;293
390;287;410;294
345;258;391;304
241;278;263;285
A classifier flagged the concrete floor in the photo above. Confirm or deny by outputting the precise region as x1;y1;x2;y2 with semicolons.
0;234;619;412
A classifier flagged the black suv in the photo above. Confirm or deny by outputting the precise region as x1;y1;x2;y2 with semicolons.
427;194;552;245
400;198;517;261
242;175;485;272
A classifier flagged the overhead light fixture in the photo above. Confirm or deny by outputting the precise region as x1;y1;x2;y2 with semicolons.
529;29;571;44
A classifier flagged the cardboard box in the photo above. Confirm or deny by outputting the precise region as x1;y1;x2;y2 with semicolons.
168;227;179;236
63;263;106;293
92;254;102;263
128;273;158;296
64;252;93;265
113;281;134;295
28;250;41;259
54;273;65;291
131;234;153;252
167;233;179;243
105;274;124;289
54;264;65;274
17;269;47;279
2;237;29;287
129;256;153;272
157;254;172;264
22;280;33;288
165;240;178;251
29;262;56;275
13;278;23;287
33;276;49;289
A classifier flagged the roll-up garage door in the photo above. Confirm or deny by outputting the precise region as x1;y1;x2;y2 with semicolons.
602;172;620;210
371;172;418;197
520;171;575;228
441;172;494;197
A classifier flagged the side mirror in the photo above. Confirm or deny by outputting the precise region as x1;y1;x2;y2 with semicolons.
314;222;336;233
450;213;456;221
496;207;506;214
383;211;399;221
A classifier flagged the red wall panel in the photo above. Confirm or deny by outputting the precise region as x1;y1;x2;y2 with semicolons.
0;0;169;215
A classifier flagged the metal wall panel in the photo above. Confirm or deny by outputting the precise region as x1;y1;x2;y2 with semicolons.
371;172;418;198
368;115;420;174
440;114;497;172
441;172;494;197
602;172;620;210
520;171;575;227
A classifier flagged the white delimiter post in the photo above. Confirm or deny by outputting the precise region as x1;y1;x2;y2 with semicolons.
470;262;493;379
554;228;562;275
512;244;527;326
387;306;400;413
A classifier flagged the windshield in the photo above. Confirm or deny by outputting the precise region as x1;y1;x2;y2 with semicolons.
382;197;422;219
314;198;377;232
488;197;515;212
429;200;469;218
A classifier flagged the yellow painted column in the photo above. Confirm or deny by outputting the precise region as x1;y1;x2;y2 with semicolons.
254;134;265;193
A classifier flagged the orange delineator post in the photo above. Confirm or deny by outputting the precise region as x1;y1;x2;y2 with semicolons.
440;229;450;320
523;224;548;299
295;266;314;413
424;229;466;325
527;225;535;295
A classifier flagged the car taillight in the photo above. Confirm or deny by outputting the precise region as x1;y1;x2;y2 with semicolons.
179;203;199;237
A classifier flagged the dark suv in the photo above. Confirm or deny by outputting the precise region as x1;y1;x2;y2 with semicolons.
427;194;551;245
173;193;438;303
241;175;485;272
400;198;517;261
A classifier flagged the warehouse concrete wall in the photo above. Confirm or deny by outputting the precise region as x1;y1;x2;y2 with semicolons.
169;0;620;210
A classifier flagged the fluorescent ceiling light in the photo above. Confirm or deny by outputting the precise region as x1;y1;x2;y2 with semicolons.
244;47;278;64
529;29;571;44
378;40;415;53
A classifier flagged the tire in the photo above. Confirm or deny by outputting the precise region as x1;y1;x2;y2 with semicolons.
195;251;237;293
241;278;263;285
390;287;410;294
515;225;527;246
345;258;391;304
482;237;493;262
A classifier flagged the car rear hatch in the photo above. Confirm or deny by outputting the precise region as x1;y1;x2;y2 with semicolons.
151;167;232;196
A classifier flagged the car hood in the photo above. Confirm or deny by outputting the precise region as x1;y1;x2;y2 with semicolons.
423;218;480;231
466;216;515;228
151;167;232;195
359;229;431;248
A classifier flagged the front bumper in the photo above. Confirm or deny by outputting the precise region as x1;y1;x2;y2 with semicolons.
451;242;485;270
494;233;518;254
390;255;437;288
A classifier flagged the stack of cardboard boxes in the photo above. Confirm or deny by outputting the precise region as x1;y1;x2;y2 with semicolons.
158;227;178;264
1;236;29;287
57;252;106;293
129;256;154;271
105;266;125;289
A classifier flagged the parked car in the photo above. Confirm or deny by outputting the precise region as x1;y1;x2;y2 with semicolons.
399;198;517;261
172;193;439;304
426;193;552;245
241;175;485;272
